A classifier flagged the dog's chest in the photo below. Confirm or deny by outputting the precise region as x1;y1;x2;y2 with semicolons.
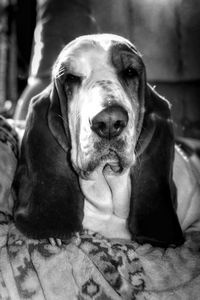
79;168;131;239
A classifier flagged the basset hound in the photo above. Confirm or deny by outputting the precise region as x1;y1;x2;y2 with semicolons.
13;34;200;248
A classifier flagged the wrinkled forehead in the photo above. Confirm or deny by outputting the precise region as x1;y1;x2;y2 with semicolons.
53;34;142;77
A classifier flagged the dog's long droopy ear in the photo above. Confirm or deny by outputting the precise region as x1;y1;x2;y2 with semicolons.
13;82;84;239
128;85;184;247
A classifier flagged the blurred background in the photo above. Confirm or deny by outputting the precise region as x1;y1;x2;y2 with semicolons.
0;0;200;142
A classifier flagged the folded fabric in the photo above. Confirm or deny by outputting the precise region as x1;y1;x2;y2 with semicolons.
0;225;200;299
0;116;18;221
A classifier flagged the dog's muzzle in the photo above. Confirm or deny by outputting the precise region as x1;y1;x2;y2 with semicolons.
90;105;128;139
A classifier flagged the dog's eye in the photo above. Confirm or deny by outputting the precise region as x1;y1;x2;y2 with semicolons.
65;74;81;84
122;67;138;79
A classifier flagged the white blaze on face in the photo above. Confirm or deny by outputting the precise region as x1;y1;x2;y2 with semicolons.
68;86;105;170
79;88;103;146
67;50;110;170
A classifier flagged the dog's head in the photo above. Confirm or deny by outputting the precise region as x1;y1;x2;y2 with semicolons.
13;34;184;247
52;34;145;178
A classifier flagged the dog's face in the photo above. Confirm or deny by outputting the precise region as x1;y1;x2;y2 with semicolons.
53;34;145;178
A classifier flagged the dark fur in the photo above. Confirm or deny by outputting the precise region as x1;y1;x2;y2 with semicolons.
13;36;184;247
13;83;84;239
128;85;184;247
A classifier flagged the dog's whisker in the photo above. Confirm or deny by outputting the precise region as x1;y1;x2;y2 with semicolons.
55;66;67;78
57;69;66;75
55;72;65;79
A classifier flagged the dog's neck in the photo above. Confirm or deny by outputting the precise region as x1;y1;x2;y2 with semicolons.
79;167;131;239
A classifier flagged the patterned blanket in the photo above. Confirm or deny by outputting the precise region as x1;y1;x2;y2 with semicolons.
0;116;200;299
0;225;200;299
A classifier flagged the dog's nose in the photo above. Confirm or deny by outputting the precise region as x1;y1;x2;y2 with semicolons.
91;105;128;139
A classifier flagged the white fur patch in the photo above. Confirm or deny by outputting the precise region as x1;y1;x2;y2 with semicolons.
80;167;131;239
174;146;200;232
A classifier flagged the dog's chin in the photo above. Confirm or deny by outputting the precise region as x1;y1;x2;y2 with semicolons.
103;161;122;174
101;152;123;175
77;150;131;180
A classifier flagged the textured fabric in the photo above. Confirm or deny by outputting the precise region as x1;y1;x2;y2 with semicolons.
0;225;200;299
0;116;18;220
